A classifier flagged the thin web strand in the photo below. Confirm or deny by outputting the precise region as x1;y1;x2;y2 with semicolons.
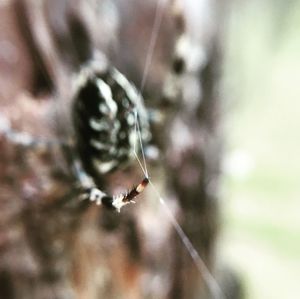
133;151;147;178
136;115;148;177
148;180;225;299
133;118;224;299
139;0;168;94
132;0;225;298
133;109;148;177
134;0;167;177
133;109;138;153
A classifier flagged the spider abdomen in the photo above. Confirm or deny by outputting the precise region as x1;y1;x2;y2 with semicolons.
72;64;149;177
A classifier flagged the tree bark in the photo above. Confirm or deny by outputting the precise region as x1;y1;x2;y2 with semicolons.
0;1;236;298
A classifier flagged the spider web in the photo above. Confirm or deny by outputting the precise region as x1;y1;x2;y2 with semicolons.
132;0;224;298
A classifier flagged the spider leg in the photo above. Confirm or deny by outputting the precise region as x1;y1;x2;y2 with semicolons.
79;177;149;212
123;177;149;203
101;177;149;212
74;159;149;212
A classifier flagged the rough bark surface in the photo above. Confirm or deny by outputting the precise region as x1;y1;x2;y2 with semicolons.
0;1;235;298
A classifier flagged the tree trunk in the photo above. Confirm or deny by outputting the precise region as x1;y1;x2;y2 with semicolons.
0;1;236;298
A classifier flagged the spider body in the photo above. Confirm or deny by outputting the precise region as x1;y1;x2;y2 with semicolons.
70;58;150;211
72;61;149;178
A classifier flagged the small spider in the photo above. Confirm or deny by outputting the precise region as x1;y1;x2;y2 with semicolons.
0;0;189;213
0;54;151;212
71;54;151;211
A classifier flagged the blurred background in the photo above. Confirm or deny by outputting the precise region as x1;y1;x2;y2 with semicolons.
221;1;300;298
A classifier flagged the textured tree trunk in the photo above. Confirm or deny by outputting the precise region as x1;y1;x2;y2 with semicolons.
0;1;236;299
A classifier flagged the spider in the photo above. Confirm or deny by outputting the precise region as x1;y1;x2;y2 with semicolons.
71;54;151;212
0;0;190;213
0;55;150;212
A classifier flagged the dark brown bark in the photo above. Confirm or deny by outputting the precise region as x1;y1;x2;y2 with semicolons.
0;1;239;298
